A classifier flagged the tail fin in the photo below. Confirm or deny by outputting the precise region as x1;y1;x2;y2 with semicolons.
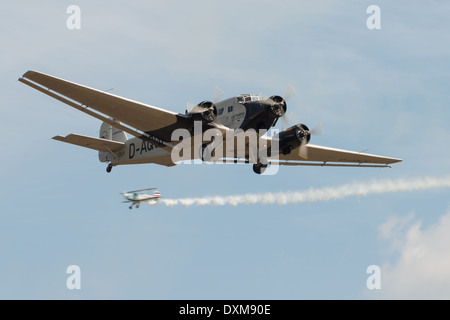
99;120;127;142
99;120;127;162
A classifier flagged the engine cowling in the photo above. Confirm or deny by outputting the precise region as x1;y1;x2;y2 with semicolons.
278;123;311;155
268;95;287;118
188;101;217;122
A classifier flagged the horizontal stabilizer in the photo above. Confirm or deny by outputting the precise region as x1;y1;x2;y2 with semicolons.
53;134;125;152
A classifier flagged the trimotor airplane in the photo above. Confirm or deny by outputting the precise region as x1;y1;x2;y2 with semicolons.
121;188;161;209
19;70;402;174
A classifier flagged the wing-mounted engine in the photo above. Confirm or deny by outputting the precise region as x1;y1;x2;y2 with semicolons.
267;95;287;118
278;124;311;155
187;100;217;123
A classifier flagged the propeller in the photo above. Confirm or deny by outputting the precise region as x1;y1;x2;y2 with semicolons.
213;86;224;103
297;123;323;159
186;102;195;113
190;104;212;114
281;111;298;129
185;100;217;123
284;83;296;101
310;123;323;135
279;84;324;150
186;86;224;114
298;140;308;159
280;84;296;129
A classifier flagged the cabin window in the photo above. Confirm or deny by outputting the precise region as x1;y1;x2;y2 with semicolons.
228;106;233;113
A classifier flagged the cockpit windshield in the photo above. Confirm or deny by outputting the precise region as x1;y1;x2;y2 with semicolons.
238;94;261;103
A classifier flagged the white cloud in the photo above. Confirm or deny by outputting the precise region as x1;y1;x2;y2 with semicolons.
379;208;450;299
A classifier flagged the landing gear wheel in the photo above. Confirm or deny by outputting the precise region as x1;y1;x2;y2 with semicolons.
106;164;112;173
253;163;267;175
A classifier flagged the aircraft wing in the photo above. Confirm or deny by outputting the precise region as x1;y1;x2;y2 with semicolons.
53;134;124;153
125;188;157;193
19;70;184;146
206;134;401;167
275;144;402;167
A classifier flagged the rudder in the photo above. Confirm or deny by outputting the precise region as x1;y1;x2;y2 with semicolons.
99;120;127;142
99;120;127;162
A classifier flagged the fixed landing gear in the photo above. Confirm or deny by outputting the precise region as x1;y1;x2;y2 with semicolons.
252;162;268;175
106;163;113;173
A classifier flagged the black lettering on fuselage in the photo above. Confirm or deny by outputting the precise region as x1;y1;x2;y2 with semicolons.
140;141;147;154
129;143;135;159
129;141;158;159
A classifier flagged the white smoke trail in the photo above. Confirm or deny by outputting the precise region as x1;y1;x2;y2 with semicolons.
161;175;450;207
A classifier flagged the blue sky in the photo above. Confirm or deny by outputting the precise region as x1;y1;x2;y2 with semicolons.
1;0;450;299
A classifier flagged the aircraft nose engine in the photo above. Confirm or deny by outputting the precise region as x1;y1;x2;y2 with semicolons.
278;123;311;155
268;95;287;118
189;101;217;122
